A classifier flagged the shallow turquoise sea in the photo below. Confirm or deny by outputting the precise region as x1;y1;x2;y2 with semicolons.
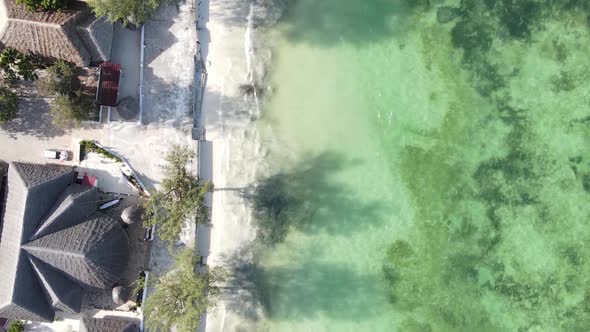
251;1;590;331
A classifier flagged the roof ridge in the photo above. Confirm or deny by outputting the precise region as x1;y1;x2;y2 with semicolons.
26;253;83;314
61;22;90;67
10;162;73;190
7;17;61;28
22;243;86;259
31;185;97;240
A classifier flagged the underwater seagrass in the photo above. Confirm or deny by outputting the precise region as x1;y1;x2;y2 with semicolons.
384;0;590;330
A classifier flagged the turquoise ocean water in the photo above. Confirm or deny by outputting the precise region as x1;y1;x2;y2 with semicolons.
247;1;590;331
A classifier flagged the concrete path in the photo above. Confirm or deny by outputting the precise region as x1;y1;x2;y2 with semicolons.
111;23;141;103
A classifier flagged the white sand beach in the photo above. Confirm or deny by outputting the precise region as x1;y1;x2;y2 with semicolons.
198;0;271;330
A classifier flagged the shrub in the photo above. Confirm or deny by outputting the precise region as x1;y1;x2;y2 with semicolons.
37;59;75;96
16;0;70;10
0;87;19;124
7;321;24;332
80;140;122;162
132;274;146;297
88;0;175;26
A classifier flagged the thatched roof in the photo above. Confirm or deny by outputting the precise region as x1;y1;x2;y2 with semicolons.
23;213;129;289
77;15;113;64
0;0;113;66
28;255;83;313
31;183;98;240
0;162;129;322
115;97;139;121
120;205;142;225
80;316;140;332
0;163;75;322
3;0;87;24
111;286;129;305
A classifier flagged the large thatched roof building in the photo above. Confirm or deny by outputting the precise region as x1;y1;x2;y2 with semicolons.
0;0;113;66
0;162;129;322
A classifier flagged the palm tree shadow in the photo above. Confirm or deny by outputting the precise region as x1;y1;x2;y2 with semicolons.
219;243;384;323
240;152;386;245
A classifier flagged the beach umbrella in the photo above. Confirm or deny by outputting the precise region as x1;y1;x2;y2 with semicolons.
112;286;130;305
121;205;143;225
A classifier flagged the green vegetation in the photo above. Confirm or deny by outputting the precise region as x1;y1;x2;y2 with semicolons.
37;60;75;96
88;0;175;26
143;249;225;332
130;273;146;308
0;87;19;124
382;1;590;330
132;274;145;298
80;140;122;162
0;48;37;82
144;145;212;247
50;91;95;128
16;0;69;10
39;60;94;129
7;321;24;332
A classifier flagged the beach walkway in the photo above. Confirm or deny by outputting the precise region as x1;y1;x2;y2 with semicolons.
141;0;197;125
198;0;268;330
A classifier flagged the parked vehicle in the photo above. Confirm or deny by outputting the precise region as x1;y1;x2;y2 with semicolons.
43;149;69;161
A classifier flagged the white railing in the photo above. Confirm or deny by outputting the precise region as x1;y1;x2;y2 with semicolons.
138;25;146;125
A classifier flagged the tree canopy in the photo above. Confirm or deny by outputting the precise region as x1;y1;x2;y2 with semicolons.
40;60;94;129
88;0;173;26
0;87;19;124
144;144;212;246
143;249;225;332
50;91;95;128
37;60;75;97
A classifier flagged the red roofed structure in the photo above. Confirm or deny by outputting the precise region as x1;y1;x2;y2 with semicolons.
96;62;121;107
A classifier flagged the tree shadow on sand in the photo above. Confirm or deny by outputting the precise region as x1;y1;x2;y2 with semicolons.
240;152;387;245
1;95;66;139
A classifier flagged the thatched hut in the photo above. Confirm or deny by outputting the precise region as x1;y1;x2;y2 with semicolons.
112;286;130;305
121;205;143;225
115;97;139;121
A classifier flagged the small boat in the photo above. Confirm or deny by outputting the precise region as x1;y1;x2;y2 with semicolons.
99;198;122;210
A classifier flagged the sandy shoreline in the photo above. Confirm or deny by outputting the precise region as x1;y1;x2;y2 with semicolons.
197;0;274;330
